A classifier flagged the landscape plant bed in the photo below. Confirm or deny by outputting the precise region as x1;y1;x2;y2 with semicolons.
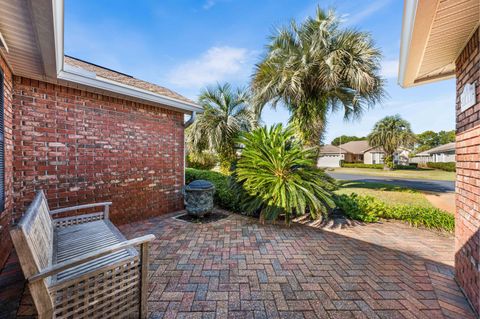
334;193;454;232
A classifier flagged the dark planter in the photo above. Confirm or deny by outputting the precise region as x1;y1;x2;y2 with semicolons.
183;180;215;217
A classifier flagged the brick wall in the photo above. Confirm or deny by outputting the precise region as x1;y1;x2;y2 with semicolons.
0;54;14;269
455;27;480;314
12;76;185;225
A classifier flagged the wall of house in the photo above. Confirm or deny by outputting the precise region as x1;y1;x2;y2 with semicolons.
455;27;479;315
0;55;14;269
12;76;185;225
432;152;455;163
364;151;384;165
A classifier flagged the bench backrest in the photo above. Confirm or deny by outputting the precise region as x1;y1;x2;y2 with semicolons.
10;190;53;277
10;190;55;316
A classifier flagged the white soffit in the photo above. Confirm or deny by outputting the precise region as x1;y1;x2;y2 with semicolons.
399;0;480;88
0;0;56;78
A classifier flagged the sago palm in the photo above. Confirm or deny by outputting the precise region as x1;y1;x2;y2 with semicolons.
186;83;257;169
368;115;416;170
232;124;335;224
252;7;385;146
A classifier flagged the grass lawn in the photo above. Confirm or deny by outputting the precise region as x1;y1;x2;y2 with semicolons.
334;181;436;208
330;167;455;181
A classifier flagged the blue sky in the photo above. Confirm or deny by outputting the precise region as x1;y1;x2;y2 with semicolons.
65;0;456;144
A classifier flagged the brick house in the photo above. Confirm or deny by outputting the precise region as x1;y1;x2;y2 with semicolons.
399;0;480;314
0;0;202;269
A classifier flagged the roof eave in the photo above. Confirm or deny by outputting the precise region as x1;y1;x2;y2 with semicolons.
58;68;203;113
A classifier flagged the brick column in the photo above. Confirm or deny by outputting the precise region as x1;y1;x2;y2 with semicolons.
455;28;480;315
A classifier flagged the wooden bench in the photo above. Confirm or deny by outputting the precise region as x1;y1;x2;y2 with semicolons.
10;190;155;319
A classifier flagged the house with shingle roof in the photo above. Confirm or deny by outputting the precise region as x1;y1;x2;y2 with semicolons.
318;140;410;167
410;142;455;164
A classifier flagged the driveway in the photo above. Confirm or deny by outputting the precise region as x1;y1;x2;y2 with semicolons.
328;172;455;193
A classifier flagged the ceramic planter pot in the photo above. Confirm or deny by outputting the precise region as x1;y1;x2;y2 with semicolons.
183;180;215;217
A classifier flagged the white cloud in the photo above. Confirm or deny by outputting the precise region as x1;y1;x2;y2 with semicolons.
345;0;392;26
381;59;399;79
167;46;254;88
203;0;216;10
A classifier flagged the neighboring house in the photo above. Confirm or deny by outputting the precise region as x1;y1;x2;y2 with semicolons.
316;145;347;168
0;1;203;268
318;140;410;167
398;0;479;313
410;142;456;164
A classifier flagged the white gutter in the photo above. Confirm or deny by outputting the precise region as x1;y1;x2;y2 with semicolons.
398;0;418;88
58;67;203;113
51;0;202;114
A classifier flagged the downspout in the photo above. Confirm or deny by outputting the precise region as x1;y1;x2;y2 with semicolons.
184;111;196;128
183;111;197;186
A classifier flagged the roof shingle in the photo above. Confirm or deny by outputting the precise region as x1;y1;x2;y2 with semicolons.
64;55;197;106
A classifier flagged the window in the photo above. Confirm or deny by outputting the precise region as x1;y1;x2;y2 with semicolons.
0;69;4;211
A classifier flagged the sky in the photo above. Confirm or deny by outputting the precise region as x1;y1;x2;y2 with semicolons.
64;0;456;144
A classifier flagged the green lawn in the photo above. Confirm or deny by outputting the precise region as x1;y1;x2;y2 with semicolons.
330;167;455;181
334;181;435;208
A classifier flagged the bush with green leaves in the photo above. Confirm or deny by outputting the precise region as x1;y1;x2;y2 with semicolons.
186;152;218;170
232;124;335;224
334;193;454;232
185;168;241;212
426;162;456;172
341;162;419;170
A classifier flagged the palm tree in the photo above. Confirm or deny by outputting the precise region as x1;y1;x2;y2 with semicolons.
368;115;416;170
186;83;257;170
252;7;385;146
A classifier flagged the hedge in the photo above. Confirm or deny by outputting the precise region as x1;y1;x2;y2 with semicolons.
334;193;454;232
185;168;241;212
426;162;456;172
340;162;418;170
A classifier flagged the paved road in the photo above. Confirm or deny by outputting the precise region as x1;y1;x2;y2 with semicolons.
328;172;455;193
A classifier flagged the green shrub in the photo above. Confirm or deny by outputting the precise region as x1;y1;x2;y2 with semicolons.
341;163;384;169
185;168;241;212
426;162;456;172
233;124;335;224
334;193;454;232
340;162;418;170
186;152;218;170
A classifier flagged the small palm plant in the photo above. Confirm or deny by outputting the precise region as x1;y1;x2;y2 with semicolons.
186;83;257;171
232;124;335;224
368;115;416;170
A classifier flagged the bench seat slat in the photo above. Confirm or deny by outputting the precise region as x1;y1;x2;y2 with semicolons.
53;220;137;282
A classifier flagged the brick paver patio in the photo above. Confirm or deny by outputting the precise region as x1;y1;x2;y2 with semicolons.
2;210;476;318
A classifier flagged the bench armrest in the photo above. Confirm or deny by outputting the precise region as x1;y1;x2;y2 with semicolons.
50;202;112;219
28;234;155;283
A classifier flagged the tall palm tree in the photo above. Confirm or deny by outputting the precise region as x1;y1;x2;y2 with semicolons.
252;7;385;146
186;83;257;170
368;115;416;170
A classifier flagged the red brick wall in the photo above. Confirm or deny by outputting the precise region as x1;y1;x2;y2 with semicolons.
455;27;480;314
12;76;185;225
0;55;14;269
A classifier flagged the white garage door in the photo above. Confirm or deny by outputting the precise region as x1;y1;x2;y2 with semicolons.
317;155;342;168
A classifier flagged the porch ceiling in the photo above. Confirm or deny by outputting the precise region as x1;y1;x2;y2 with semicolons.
399;0;480;87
